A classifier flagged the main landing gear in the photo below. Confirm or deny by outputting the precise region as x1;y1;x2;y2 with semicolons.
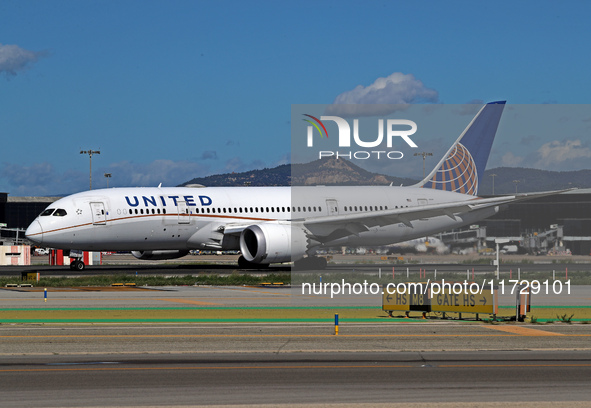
69;259;86;271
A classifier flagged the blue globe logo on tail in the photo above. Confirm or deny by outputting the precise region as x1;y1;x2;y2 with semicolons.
415;101;506;197
422;143;478;195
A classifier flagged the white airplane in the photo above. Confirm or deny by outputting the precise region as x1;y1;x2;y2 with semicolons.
25;101;561;270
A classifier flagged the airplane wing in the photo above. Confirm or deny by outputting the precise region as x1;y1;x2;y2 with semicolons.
298;189;573;242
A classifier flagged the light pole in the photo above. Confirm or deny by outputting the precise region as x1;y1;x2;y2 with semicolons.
490;173;497;195
513;179;520;194
104;173;112;188
414;151;433;179
80;150;100;190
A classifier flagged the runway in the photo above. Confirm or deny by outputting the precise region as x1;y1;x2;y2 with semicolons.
1;267;590;407
0;350;590;407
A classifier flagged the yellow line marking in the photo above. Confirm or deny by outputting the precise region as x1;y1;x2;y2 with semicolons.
484;326;564;336
160;298;222;306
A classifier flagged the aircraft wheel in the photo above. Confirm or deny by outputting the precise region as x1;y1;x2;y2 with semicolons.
73;260;85;271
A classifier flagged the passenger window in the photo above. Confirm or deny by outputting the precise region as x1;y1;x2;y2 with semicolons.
41;209;55;216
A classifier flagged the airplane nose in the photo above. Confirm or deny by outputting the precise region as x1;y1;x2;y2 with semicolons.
25;220;43;244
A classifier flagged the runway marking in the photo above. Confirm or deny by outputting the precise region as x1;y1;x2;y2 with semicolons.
160;299;222;306
0;362;590;373
484;326;565;336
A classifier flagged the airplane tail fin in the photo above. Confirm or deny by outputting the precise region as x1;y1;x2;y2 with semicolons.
415;101;506;196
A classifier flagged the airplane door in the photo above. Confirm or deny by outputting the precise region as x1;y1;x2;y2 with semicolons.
326;199;339;216
418;198;428;206
177;201;190;224
90;202;107;225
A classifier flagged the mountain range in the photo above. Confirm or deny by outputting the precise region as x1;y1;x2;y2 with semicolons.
180;158;591;194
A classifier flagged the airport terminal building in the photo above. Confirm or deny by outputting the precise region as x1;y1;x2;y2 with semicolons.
0;193;58;245
1;190;590;255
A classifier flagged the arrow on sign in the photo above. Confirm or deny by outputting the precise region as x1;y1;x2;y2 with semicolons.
386;294;392;302
480;297;487;305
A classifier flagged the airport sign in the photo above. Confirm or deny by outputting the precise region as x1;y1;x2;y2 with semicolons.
382;282;498;315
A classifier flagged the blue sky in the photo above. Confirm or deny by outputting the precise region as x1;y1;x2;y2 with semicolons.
1;1;591;195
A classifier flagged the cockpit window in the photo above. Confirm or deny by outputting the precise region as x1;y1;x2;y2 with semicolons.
40;209;55;216
53;209;67;217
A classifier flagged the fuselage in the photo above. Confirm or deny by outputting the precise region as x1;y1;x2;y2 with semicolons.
25;185;497;253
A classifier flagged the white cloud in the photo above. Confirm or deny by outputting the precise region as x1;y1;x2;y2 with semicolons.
501;152;524;167
0;159;213;196
272;153;290;167
106;160;209;187
325;72;439;117
0;43;47;77
0;162;86;196
224;157;266;173
535;139;591;167
200;151;218;160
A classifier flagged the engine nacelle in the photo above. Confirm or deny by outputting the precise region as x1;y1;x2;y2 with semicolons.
239;223;307;264
131;250;190;260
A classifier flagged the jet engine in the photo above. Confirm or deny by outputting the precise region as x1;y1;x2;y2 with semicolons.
131;250;190;260
239;223;307;264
